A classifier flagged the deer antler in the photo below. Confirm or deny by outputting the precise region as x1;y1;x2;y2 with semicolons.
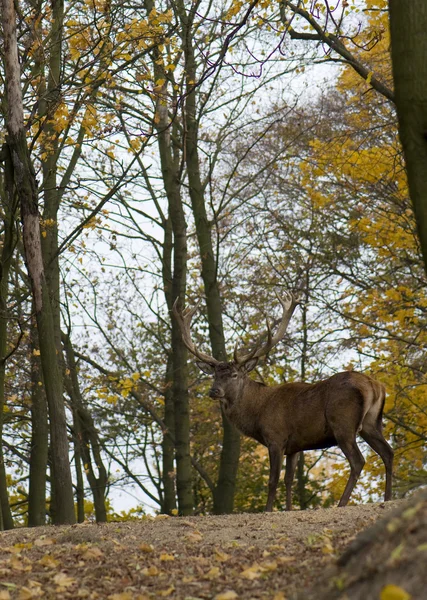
234;291;301;365
172;298;220;366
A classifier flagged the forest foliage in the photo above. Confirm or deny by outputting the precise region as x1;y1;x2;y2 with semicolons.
0;0;426;527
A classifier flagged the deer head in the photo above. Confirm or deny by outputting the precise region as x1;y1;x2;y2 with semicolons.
172;291;301;405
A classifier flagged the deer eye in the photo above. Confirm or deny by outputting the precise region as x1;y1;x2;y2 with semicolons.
231;372;238;379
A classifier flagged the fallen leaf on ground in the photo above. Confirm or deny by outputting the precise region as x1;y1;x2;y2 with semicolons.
205;566;221;579
215;591;238;600
380;585;411;600
159;586;175;596
159;553;175;561
240;564;262;580
214;548;230;562
186;531;203;542
81;546;104;560
38;555;59;569
33;538;55;548
141;566;160;576
53;573;76;589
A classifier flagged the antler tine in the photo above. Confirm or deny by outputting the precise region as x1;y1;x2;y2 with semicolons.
234;291;301;365
172;297;220;366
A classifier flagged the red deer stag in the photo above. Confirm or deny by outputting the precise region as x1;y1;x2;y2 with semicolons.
173;292;393;511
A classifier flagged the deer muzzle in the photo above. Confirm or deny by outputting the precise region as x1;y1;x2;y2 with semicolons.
209;386;224;399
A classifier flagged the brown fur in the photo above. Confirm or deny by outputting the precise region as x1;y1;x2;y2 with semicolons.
202;364;393;511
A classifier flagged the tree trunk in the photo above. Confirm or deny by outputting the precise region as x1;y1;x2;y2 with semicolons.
178;1;241;514
28;316;49;526
1;0;75;524
161;355;177;514
72;415;86;524
154;68;193;514
63;334;108;523
0;144;16;530
389;1;427;270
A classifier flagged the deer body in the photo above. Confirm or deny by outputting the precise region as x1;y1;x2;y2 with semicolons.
174;292;394;511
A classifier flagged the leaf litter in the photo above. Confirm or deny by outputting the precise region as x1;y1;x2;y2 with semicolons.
0;502;400;599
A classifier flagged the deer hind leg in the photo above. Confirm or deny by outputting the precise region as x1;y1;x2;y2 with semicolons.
335;436;365;507
360;418;394;501
265;444;283;512
284;452;299;511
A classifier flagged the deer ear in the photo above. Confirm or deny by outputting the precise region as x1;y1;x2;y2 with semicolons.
196;361;215;375
243;357;258;373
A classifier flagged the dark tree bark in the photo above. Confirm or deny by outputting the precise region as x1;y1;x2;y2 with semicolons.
389;1;427;271
176;0;241;514
160;211;178;515
155;79;193;516
63;334;108;523
0;145;17;530
28;316;49;527
1;0;75;524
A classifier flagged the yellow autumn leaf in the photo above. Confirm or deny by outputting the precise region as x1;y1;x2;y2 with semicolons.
205;566;221;579
141;566;159;576
53;573;76;588
160;553;175;561
260;560;278;571
38;554;59;569
81;546;104;560
107;593;133;600
186;531;203;542
159;587;175;597
17;588;34;600
322;542;334;554
273;593;287;600
215;592;238;600
139;543;154;553
214;548;231;562
380;584;411;600
240;563;262;580
0;590;11;600
14;542;33;550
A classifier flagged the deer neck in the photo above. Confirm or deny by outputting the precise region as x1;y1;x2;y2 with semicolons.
224;378;269;435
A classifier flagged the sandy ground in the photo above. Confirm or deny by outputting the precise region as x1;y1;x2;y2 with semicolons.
0;501;407;600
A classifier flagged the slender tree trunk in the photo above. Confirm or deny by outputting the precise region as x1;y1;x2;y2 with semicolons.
178;3;240;513
389;1;427;270
28;315;49;526
63;334;108;522
160;209;178;514
154;69;193;514
161;354;177;514
1;0;75;524
295;288;309;510
72;415;86;523
159;184;176;517
0;145;16;530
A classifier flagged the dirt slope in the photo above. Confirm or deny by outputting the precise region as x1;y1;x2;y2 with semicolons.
0;499;422;600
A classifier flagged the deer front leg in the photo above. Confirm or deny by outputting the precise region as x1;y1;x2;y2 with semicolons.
284;452;299;511
266;444;283;512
